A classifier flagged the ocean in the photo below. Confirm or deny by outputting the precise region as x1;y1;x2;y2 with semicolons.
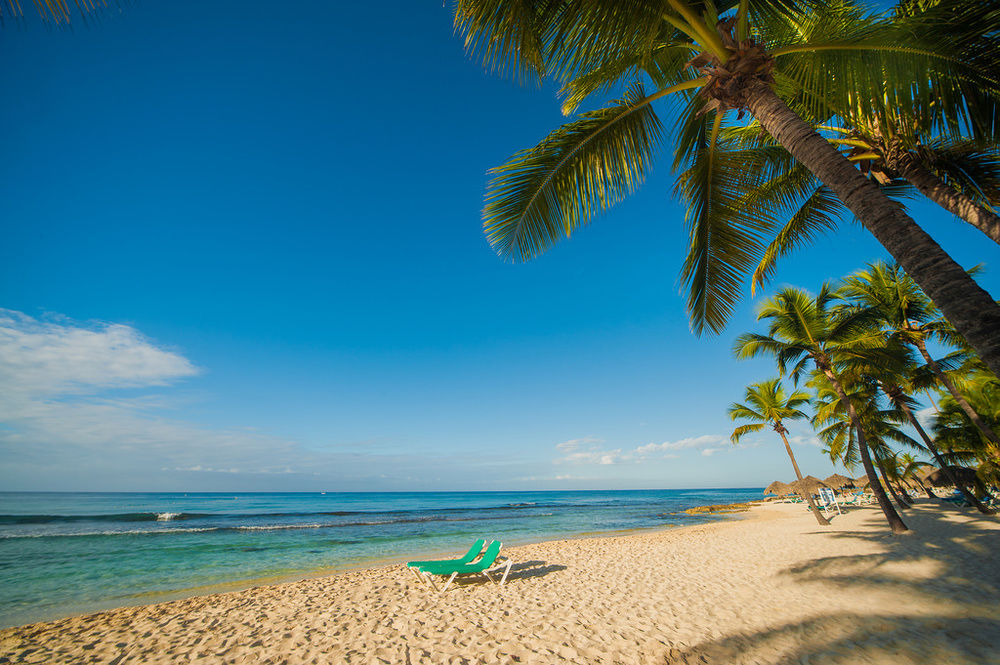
0;488;762;628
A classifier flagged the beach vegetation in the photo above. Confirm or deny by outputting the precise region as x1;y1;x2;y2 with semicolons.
728;378;831;525
735;260;999;529
452;0;1000;378
732;285;910;532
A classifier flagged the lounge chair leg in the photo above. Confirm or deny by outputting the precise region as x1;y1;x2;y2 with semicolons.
440;572;458;593
408;566;427;586
422;571;439;592
500;559;512;586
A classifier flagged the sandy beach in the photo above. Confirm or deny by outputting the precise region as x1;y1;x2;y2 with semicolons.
1;498;997;664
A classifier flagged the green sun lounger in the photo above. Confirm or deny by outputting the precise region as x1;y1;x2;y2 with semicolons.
413;540;512;592
405;539;486;570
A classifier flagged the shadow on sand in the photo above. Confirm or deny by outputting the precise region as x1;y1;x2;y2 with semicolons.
448;559;567;588
664;500;1000;665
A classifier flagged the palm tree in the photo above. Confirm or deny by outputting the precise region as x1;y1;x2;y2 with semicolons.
810;375;919;511
732;284;908;532
728;378;830;525
814;0;1000;245
897;452;934;499
453;0;1000;377
707;126;1000;300
685;0;1000;300
933;372;1000;488
840;261;1000;454
871;342;994;512
877;452;915;506
825;133;1000;245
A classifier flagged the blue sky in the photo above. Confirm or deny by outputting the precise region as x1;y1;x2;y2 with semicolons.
1;2;997;492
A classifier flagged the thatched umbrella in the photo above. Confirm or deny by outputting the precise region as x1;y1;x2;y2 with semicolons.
764;481;792;496
854;474;872;489
788;475;829;497
922;465;979;488
823;473;854;490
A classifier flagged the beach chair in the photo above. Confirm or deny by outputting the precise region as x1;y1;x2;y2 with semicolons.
413;540;512;592
405;539;486;584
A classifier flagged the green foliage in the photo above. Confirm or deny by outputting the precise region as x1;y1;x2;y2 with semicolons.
728;377;811;444
456;0;1000;336
482;82;668;261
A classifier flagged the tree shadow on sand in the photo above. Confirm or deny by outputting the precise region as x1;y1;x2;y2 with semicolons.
663;501;1000;665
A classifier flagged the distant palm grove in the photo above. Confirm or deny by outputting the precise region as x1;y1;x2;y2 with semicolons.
452;0;999;531
733;262;999;532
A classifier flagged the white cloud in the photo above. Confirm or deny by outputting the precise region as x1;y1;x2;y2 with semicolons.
0;309;512;490
0;311;312;480
0;310;197;395
783;421;823;447
555;436;602;452
554;433;729;466
554;436;624;465
633;434;726;458
915;407;936;430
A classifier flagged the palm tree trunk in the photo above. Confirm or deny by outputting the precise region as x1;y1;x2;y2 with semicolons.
819;367;908;532
913;337;1000;455
777;427;830;526
744;83;1000;380
889;385;992;513
873;452;909;510
916;477;936;499
892;152;1000;246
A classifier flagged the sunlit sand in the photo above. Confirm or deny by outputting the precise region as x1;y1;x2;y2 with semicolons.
2;499;997;664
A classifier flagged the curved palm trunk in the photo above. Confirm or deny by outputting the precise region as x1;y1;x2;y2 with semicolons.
892;152;1000;246
873;452;910;510
916;477;936;499
776;425;830;526
889;385;992;513
819;367;908;532
744;83;1000;380
913;337;1000;456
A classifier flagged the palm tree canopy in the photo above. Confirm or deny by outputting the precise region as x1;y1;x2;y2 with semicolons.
728;377;811;443
733;284;882;380
454;0;1000;333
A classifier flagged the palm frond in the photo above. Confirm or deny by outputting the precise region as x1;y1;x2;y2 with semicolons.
482;82;668;261
559;44;696;115
731;422;765;443
763;0;1000;139
677;111;779;334
751;182;842;294
917;139;1000;212
453;0;554;82
1;0;111;25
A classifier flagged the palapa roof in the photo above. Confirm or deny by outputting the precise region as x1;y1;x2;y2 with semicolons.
788;475;829;496
764;481;793;496
823;473;855;489
922;465;979;487
854;474;872;488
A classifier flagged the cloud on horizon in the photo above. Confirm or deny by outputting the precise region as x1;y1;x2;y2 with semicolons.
554;433;729;466
0;309;518;491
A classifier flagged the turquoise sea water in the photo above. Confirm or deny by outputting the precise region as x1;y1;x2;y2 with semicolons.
0;489;762;628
